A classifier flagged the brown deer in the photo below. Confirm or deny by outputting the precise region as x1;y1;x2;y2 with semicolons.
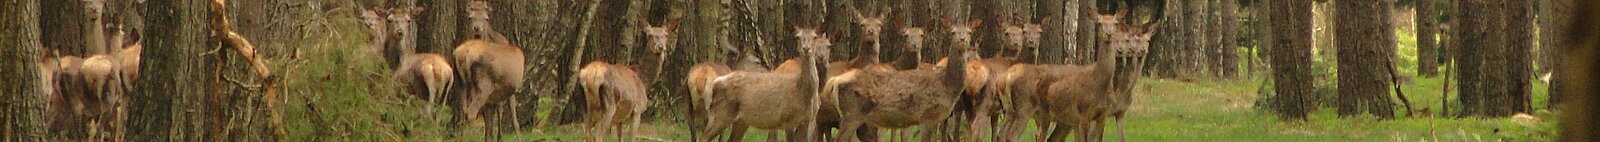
452;0;526;129
685;42;767;141
576;19;678;142
372;7;456;124
993;9;1157;142
820;19;979;142
698;27;830;142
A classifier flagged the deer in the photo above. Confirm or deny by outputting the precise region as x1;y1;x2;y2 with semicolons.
576;18;678;142
992;8;1157;142
452;0;527;130
685;41;768;141
818;19;979;142
697;27;830;142
367;6;456;124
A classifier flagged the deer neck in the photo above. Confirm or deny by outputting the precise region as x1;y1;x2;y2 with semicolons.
797;47;821;96
471;20;507;43
943;43;972;92
85;15;108;55
1090;37;1119;88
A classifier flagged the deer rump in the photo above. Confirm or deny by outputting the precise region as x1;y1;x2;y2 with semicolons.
826;68;959;129
705;71;816;129
578;62;650;126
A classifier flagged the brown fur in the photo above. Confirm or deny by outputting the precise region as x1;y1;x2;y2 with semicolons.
698;28;829;142
994;9;1156;142
450;2;527;130
382;7;459;125
576;19;679;142
821;19;980;142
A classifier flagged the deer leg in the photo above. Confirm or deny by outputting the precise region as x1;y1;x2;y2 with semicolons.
727;124;749;142
835;119;862;142
1116;117;1127;142
970;99;994;142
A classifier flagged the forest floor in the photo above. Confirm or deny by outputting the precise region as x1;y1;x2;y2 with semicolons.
480;75;1557;142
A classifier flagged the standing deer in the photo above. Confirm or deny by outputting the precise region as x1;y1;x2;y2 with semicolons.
993;8;1157;142
452;0;526;130
699;27;830;142
685;41;766;141
576;18;677;142
821;19;979;142
372;7;456;124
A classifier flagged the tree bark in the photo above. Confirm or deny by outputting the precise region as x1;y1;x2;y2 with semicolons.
491;0;557;130
1335;0;1397;118
413;0;461;54
2;0;45;140
132;0;212;140
1539;0;1572;109
1270;0;1315;120
39;0;88;55
1503;0;1534;114
1217;0;1239;79
1416;0;1439;77
1453;0;1493;117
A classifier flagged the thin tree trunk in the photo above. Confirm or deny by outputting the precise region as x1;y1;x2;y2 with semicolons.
1218;0;1239;79
1416;0;1439;77
1270;0;1315;120
2;0;45;140
1539;0;1572;109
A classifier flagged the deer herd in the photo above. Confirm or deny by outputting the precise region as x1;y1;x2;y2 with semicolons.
35;0;1159;141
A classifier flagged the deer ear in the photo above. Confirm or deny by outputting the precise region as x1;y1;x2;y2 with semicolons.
969;19;983;28
878;8;891;19
665;20;681;31
851;8;865;21
1039;16;1052;25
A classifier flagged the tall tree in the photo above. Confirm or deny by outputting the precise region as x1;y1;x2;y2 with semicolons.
132;0;212;140
1503;0;1534;114
1335;0;1398;118
1539;0;1572;109
1416;0;1439;76
39;0;88;55
1270;0;1315;120
1453;0;1493;117
412;0;462;54
2;0;45;140
1217;0;1239;78
490;0;557;130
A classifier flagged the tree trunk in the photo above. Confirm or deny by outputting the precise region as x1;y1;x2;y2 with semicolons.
2;0;45;140
1270;0;1315;120
413;0;461;54
1502;0;1534;114
1217;0;1239;79
39;0;88;56
1416;0;1439;77
219;0;296;140
1335;0;1397;118
1147;0;1182;78
1453;0;1493;117
1539;0;1572;109
132;0;212;140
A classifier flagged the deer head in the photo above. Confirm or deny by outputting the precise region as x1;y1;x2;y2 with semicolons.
361;7;391;48
1001;13;1027;53
83;0;106;20
641;19;680;64
945;18;983;58
466;1;495;39
851;9;889;42
387;7;423;53
1023;17;1050;51
901;27;927;54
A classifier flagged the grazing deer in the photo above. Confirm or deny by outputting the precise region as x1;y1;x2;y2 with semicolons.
375;7;456;124
993;9;1157;142
577;18;677;142
820;19;979;142
698;27;830;142
452;0;526;129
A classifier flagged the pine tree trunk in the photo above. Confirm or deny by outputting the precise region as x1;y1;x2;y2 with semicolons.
132;0;212;140
1218;0;1239;79
414;0;460;54
1270;0;1315;120
1416;0;1439;77
1503;0;1534;114
1453;0;1490;117
1539;0;1572;109
2;0;45;140
1335;0;1397;118
39;0;89;56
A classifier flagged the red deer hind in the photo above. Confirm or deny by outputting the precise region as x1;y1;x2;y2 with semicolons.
576;18;678;142
698;27;830;142
993;8;1157;142
452;1;526;130
369;6;456;124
